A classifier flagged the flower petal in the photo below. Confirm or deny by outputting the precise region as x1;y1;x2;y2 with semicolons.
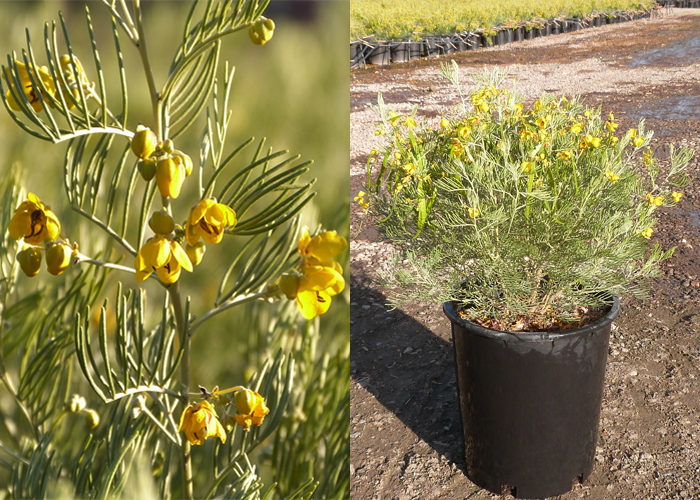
170;241;193;273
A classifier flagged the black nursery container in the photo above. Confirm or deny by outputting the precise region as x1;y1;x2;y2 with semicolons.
390;42;409;63
368;43;390;65
443;297;620;499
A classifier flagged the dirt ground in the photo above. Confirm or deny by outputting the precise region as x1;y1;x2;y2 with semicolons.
350;9;700;500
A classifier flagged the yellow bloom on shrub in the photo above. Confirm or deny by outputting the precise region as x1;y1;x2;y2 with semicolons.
605;170;620;182
9;193;60;245
134;235;193;284
521;161;533;173
672;191;683;203
634;137;644;148
457;124;471;139
156;157;186;198
570;123;582;135
233;389;269;432
354;191;369;211
641;228;653;239
405;117;417;128
185;199;237;246
45;241;72;276
3;61;56;112
557;150;572;160
178;400;226;446
468;207;480;218
440;117;449;128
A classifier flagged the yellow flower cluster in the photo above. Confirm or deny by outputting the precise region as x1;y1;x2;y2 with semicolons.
178;388;270;446
131;127;193;199
354;191;369;212
278;227;347;320
9;193;75;277
3;56;95;113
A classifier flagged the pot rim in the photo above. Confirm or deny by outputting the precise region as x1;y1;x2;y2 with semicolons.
443;295;620;342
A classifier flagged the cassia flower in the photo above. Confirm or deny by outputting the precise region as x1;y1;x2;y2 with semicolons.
279;262;345;319
641;228;653;239
249;17;275;45
134;235;193;284
17;246;42;277
672;192;683;203
9;193;60;245
605;171;621;182
233;389;269;432
185;198;237;246
178;400;226;446
156;156;186;198
298;227;347;266
45;241;72;276
405;117;417;128
354;191;369;211
468;207;480;218
4;61;56;112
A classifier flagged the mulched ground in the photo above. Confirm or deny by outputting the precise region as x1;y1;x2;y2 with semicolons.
351;9;700;500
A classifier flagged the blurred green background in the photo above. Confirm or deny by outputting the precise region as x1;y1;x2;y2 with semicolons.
0;0;349;492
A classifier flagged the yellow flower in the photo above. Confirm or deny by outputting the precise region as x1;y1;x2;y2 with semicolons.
610;136;619;145
185;199;237;246
178;400;226;446
440;117;449;128
535;116;549;129
134;235;193;284
298;227;347;266
605;170;620;182
570;123;582;135
641;228;653;239
479;101;489;113
591;137;601;148
557;150;572;160
405;117;417;128
521;161;533;173
233;389;270;432
354;191;369;211
584;109;591;118
131;125;158;159
45;241;72;276
248;16;275;45
457;124;471;139
9;193;60;245
58;54;94;109
672;191;683;203
17;245;42;277
3;61;56;112
156;157;186;198
281;227;348;319
185;241;206;266
627;128;637;138
374;130;382;136
634;137;644;148
468;207;480;218
653;195;664;206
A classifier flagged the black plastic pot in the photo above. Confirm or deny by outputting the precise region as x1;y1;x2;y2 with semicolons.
524;28;534;40
424;38;440;58
390;42;409;63
368;44;390;65
408;42;423;60
514;27;524;42
496;30;506;46
481;33;496;47
443;297;620;499
593;16;603;27
467;33;480;50
438;38;456;55
552;20;561;35
455;35;468;52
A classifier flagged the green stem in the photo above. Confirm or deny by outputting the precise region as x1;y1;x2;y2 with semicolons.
133;1;190;496
169;282;193;500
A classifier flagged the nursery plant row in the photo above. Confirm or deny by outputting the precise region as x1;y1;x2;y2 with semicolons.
351;7;660;69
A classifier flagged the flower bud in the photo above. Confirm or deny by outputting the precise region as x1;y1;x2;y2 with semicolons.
178;153;193;177
83;409;100;429
223;414;236;433
278;272;300;299
149;209;175;235
45;241;72;276
234;389;257;415
131;125;157;159
162;139;174;154
138;158;157;181
186;241;206;266
249;17;275;45
17;246;42;277
68;394;86;413
156;157;186;199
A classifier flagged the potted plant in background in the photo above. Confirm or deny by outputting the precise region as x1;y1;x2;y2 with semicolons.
360;63;692;498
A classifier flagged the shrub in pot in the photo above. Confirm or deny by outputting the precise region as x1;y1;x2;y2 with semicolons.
360;64;692;498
